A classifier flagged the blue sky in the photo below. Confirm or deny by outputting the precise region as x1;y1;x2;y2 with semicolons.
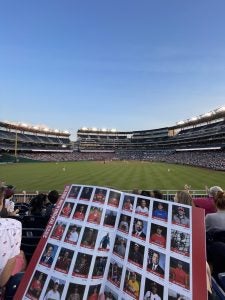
0;1;225;139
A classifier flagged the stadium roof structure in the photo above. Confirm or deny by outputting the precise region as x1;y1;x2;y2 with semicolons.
172;106;225;129
0;121;70;137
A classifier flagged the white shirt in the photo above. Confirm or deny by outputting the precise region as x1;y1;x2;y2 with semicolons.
0;218;22;276
68;231;79;243
144;291;161;300
205;210;225;232
44;289;60;300
136;206;149;214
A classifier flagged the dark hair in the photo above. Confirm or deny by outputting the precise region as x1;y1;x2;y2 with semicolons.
152;189;163;200
48;190;59;204
141;190;151;197
215;191;225;210
30;193;46;215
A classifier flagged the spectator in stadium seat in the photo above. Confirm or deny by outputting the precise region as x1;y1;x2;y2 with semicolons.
0;218;26;288
29;194;46;216
0;185;19;217
174;190;194;207
205;191;225;232
193;186;223;215
151;189;163;200
44;190;59;217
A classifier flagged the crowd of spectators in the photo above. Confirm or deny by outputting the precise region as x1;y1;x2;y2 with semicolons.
18;149;225;171
1;181;225;298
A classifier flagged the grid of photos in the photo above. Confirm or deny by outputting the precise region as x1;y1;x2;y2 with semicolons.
22;185;193;300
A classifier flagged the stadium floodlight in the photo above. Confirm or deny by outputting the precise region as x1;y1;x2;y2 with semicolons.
111;128;117;132
81;127;87;131
44;127;49;132
203;112;212;118
217;106;225;112
102;128;107;132
177;121;185;125
190;117;198;122
92;127;97;131
54;129;59;133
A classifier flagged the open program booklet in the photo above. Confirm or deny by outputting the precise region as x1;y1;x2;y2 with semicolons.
16;184;207;300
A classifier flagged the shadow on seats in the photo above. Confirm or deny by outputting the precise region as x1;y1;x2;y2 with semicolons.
22;215;49;229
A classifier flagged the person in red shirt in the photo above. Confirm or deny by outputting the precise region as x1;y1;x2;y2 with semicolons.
52;222;65;239
87;207;101;224
88;287;99;300
150;226;166;248
61;202;72;217
170;260;189;289
73;205;86;220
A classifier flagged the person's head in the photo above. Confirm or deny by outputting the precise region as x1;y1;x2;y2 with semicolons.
30;194;46;214
151;190;163;199
141;190;151;197
53;280;59;291
152;251;160;265
71;225;77;232
177;260;183;269
140;199;146;208
120;238;125;245
156;226;163;235
174;191;193;206
122;215;127;221
157;202;164;210
209;186;223;199
46;246;53;256
135;220;143;232
80;205;84;211
48;190;59;204
177;206;185;216
131;272;136;282
134;243;139;252
151;282;158;294
64;251;69;258
215;191;225;210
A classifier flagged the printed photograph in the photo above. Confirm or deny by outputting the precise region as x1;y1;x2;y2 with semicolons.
172;205;190;228
113;235;127;258
54;247;74;273
66;283;85;300
135;197;150;216
40;243;58;268
87;285;101;300
93;188;107;204
43;277;65;300
73;253;92;277
168;289;190;300
144;278;164;300
123;269;141;299
68;186;81;199
132;218;147;240
122;194;135;212
103;209;117;227
107;260;123;287
79;186;93;201
147;248;165;278
26;271;47;300
152;201;168;221
98;232;111;251
118;214;131;233
103;286;118;300
81;227;98;249
107;191;121;207
73;204;88;221
87;206;102;224
92;256;108;278
170;229;190;256
60;201;74;218
51;221;67;240
150;224;167;248
128;241;144;267
169;257;190;290
64;224;81;245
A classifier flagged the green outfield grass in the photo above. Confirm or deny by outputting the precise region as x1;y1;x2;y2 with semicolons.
0;161;224;193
